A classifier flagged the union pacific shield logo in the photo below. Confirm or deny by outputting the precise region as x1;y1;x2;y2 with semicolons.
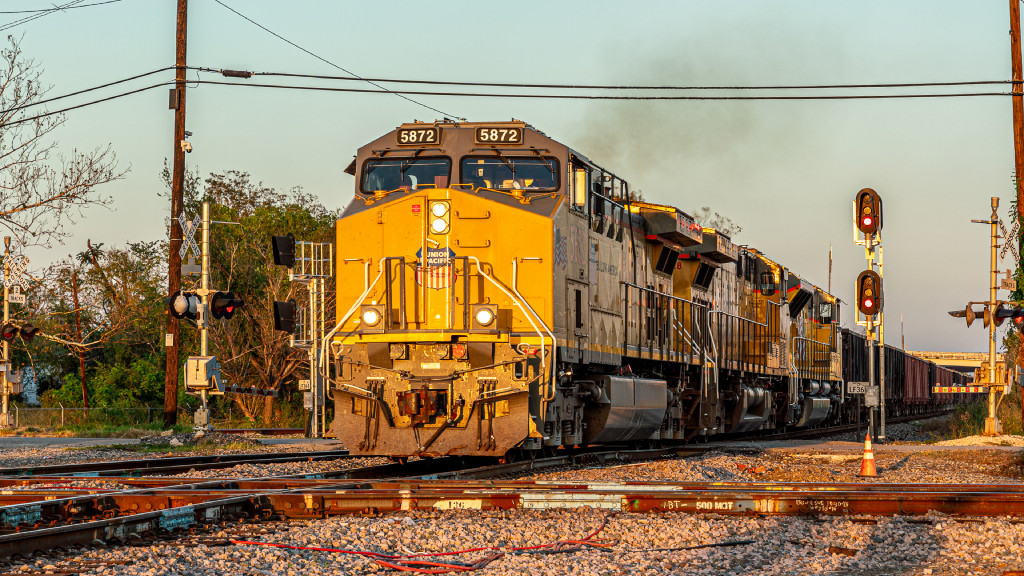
415;247;457;289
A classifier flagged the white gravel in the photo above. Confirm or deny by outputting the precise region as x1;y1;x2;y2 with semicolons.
168;456;395;479
13;509;1024;576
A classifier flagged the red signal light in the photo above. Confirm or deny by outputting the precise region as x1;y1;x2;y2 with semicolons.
1016;316;1023;325
855;188;882;235
855;270;882;316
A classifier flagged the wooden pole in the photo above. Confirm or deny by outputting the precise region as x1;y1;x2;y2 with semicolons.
1010;0;1024;439
1012;0;1024;222
164;0;187;427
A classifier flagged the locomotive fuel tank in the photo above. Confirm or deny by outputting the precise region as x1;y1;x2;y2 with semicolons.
580;376;669;444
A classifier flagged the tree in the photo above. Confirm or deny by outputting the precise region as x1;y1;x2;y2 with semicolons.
0;36;124;247
691;206;742;237
26;240;167;408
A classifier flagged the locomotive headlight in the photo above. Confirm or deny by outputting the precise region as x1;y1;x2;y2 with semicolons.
429;201;450;234
360;306;382;327
472;304;497;328
475;308;494;326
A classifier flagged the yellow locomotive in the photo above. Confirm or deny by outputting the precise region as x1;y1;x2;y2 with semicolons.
329;120;841;457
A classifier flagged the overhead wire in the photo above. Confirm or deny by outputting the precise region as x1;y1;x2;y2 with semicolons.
3;82;170;127
0;67;172;116
191;79;1020;101
0;0;121;32
0;63;1016;131
210;69;1012;92
0;0;124;15
208;0;465;121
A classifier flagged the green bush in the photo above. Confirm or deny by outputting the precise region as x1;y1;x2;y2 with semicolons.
946;387;1022;437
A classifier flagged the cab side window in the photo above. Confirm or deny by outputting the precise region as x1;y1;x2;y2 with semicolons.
571;160;589;213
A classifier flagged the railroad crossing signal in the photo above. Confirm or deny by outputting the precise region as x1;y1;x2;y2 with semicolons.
993;303;1024;327
168;290;200;321
856;270;882;316
1;323;38;341
948;301;1024;328
948;304;981;327
855;188;883;235
210;291;245;320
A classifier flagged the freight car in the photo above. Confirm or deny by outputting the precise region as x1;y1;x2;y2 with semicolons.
325;120;960;457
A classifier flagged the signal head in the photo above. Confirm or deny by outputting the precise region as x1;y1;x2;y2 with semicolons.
271;233;296;268
273;300;297;333
855;188;883;235
1;324;19;341
210;291;245;320
19;324;39;341
855;270;882;316
168;290;199;320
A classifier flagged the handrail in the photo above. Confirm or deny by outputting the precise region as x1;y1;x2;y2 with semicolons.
464;256;553;402
669;307;699;355
622;281;699;307
319;261;385;378
792;335;833;380
511;258;557;402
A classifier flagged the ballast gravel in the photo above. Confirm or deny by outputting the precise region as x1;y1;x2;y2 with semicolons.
14;509;1024;576
0;439;344;470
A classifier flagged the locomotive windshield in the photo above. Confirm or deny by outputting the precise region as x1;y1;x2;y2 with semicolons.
361;157;451;193
460;157;559;191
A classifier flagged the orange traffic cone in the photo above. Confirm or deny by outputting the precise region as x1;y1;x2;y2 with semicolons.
859;433;877;477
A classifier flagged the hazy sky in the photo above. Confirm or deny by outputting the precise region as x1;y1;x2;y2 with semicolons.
4;0;1021;353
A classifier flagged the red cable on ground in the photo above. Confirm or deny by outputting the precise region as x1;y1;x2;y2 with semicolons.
374;552;505;574
230;515;617;574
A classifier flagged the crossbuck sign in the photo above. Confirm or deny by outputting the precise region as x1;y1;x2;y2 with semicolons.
3;252;29;304
178;213;201;259
1000;217;1020;263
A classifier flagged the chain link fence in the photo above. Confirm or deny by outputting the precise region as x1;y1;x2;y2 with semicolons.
9;406;166;429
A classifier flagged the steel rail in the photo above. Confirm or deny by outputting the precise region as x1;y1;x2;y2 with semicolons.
0;449;352;477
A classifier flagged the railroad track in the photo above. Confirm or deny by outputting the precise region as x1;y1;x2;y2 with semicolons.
1;444;1021;562
0;449;354;478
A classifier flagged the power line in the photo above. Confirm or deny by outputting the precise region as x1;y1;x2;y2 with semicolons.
0;0;124;15
0;0;94;32
0;67;172;116
205;69;1011;92
3;82;169;127
208;0;465;121
192;79;1019;101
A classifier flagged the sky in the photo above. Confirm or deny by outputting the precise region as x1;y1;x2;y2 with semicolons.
3;0;1021;353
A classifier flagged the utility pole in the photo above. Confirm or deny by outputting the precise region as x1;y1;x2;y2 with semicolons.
1011;0;1024;227
1010;0;1024;441
164;0;188;427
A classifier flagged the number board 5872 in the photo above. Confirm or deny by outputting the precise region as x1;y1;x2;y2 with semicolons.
475;126;522;145
397;127;439;145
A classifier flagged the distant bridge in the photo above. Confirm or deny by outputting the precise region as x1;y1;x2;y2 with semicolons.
906;351;1003;373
